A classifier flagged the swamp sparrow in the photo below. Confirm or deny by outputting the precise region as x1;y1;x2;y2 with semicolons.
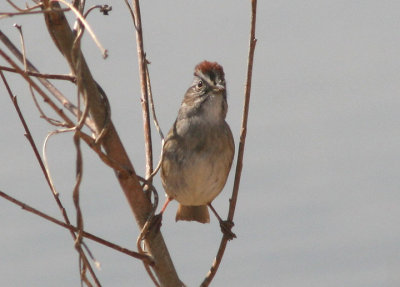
160;61;235;231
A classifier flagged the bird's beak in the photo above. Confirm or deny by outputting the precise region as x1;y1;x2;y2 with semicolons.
213;84;225;94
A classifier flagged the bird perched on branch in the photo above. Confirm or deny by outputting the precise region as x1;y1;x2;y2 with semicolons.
159;60;235;238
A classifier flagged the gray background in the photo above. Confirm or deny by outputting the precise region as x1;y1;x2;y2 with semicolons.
1;1;399;286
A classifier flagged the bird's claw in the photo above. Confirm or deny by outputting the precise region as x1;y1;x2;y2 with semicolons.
219;220;236;240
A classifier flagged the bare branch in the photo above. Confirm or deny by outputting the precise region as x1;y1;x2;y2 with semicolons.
145;65;164;141
83;4;112;18
6;0;39;12
146;64;165;181
51;0;108;58
229;0;257;223
0;8;71;19
125;1;182;285
0;66;75;81
1;70;103;283
201;0;258;286
127;0;153;180
0;190;153;264
73;132;100;286
0;30;96;132
41;2;181;286
1;71;52;189
0;49;75;126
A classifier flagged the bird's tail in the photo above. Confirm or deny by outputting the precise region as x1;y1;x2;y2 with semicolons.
176;204;210;223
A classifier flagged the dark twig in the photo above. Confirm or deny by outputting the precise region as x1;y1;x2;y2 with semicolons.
5;1;180;285
0;31;95;132
83;5;112;18
125;0;160;287
2;64;100;286
0;190;153;264
123;0;136;29
1;71;52;189
146;64;165;181
69;16;101;286
73;132;99;286
136;177;161;287
125;1;180;286
0;72;100;275
15;19;98;286
0;66;75;81
51;0;108;58
126;1;157;285
72;92;86;281
0;8;71;19
14;25;65;128
228;1;257;224
131;2;153;181
0;48;75;126
1;71;76;259
145;65;164;141
201;1;258;286
5;0;40;12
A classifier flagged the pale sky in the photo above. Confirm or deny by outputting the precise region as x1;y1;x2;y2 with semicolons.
1;1;400;286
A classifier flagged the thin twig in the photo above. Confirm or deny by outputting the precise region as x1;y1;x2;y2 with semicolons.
42;127;102;286
0;8;72;19
0;48;75;127
146;64;165;181
200;1;258;286
228;1;257;223
42;129;72;196
73;132;97;286
136;179;161;287
14;24;27;69
145;64;164;141
40;118;99;286
6;0;40;12
83;4;112;18
0;31;95;132
1;71;69;220
0;71;100;278
124;1;164;286
123;0;136;29
128;1;161;285
68;18;100;283
0;50;100;284
14;25;65;128
50;0;108;58
0;190;153;264
2;70;154;279
130;4;153;180
0;66;75;81
0;71;53;189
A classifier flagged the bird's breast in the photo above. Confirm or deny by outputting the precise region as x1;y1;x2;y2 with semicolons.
161;122;234;206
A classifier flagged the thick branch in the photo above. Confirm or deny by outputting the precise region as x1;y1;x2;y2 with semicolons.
41;1;179;286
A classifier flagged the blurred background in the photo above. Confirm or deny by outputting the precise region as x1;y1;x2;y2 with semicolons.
1;1;399;286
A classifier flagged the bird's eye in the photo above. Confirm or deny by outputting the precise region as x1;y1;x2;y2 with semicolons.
197;80;203;88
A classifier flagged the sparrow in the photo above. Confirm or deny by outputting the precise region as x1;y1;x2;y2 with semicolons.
159;61;235;237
